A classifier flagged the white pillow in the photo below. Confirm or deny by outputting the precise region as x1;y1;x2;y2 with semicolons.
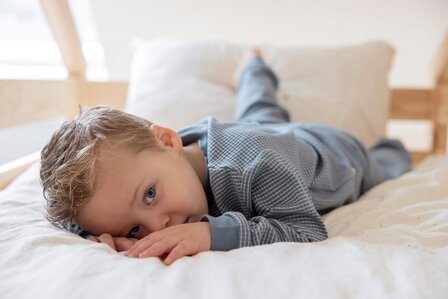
125;39;394;147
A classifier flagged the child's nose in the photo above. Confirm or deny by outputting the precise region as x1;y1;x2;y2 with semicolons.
139;215;170;236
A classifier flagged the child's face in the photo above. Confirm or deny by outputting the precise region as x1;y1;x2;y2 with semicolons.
76;133;209;239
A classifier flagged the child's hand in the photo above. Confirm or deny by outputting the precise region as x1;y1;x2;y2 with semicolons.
124;222;211;265
87;234;139;251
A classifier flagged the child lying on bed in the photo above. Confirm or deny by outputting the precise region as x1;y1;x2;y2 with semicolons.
40;49;412;265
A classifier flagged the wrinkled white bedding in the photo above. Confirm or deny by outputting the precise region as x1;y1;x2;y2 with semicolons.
0;156;447;299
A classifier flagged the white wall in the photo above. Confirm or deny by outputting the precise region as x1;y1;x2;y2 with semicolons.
90;0;447;87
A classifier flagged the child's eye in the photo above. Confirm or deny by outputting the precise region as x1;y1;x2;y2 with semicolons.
128;226;140;238
144;187;156;205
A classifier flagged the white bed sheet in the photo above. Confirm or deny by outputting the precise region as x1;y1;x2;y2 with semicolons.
0;155;447;299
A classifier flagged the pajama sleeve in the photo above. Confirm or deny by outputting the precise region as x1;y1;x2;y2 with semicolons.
202;150;328;251
64;223;93;239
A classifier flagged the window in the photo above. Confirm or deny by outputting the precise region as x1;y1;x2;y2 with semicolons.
0;0;66;79
0;0;108;80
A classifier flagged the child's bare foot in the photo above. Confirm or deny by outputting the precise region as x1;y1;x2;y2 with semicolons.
231;48;263;91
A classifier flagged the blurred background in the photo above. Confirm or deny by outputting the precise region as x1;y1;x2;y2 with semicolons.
0;0;447;182
1;0;447;85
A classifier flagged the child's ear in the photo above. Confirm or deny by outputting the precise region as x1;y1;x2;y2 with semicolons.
150;124;182;151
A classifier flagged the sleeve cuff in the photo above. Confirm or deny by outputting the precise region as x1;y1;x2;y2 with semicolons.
79;231;93;239
201;214;240;251
65;223;93;239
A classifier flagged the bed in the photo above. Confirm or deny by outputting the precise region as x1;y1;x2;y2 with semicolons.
1;152;447;298
1;1;448;298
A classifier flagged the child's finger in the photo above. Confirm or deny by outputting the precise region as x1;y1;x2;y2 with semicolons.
87;235;99;242
114;237;136;251
126;228;180;257
163;241;190;265
126;234;161;257
138;237;177;259
98;233;116;251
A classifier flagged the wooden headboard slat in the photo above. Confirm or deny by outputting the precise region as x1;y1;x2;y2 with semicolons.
0;80;437;129
40;0;85;78
389;89;433;120
432;31;448;85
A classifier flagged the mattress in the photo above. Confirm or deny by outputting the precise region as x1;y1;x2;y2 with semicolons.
0;155;447;299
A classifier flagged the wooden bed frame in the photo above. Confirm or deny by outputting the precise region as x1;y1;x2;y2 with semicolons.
0;0;447;189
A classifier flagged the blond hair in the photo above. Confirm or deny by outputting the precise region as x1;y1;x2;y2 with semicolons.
40;106;161;228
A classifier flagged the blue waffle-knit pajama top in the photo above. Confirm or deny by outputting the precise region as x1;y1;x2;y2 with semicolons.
177;57;411;251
